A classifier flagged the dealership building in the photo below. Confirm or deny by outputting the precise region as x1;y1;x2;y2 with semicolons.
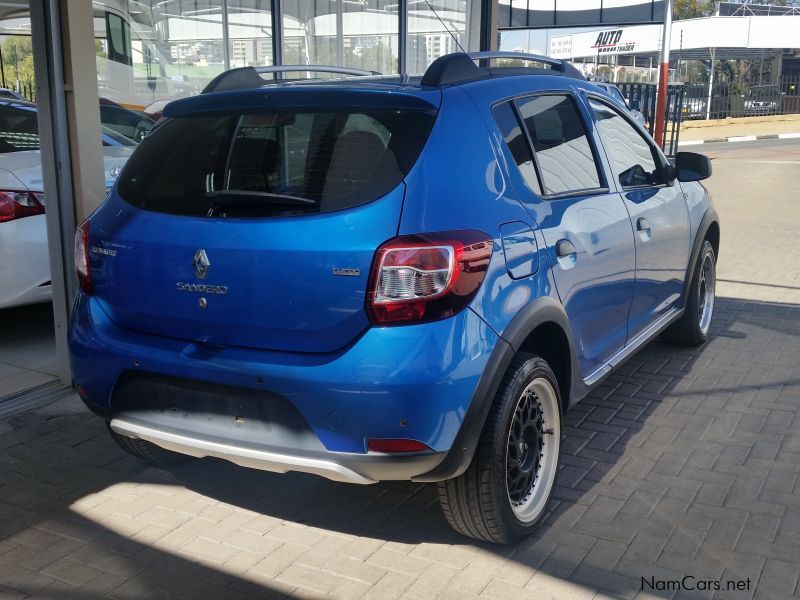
499;2;800;82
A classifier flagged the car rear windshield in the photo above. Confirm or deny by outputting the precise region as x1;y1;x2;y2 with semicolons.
117;107;437;217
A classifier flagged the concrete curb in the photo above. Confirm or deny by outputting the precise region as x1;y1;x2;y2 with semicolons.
681;132;800;146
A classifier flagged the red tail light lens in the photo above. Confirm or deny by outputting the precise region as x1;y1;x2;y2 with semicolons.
75;219;93;295
366;230;493;325
367;439;432;453
0;191;44;223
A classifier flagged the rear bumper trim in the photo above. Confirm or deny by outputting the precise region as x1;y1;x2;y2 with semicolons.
110;418;376;485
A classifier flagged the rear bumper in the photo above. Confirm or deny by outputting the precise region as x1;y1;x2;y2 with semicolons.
69;294;499;481
0;214;51;309
110;417;444;484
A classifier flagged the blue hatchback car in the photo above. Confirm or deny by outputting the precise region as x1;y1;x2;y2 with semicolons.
69;52;719;543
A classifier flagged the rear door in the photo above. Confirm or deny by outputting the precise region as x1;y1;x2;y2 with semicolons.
587;96;690;339
89;96;437;353
499;93;636;379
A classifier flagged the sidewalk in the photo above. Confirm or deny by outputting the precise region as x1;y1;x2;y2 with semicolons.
679;113;800;143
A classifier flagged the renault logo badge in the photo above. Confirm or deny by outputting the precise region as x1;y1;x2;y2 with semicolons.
193;249;210;279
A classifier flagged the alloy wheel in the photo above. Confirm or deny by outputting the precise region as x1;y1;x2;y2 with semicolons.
506;377;560;523
698;251;716;336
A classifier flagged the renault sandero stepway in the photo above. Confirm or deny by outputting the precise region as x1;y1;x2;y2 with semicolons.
69;53;719;543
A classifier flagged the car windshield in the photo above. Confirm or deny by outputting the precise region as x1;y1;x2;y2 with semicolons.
604;86;627;106
117;107;437;218
0;105;39;152
102;125;137;147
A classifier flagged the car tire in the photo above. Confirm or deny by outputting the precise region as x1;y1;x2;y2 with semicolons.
437;353;561;544
109;427;191;466
662;240;716;347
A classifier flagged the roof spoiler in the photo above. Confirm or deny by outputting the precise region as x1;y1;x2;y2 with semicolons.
421;52;585;87
202;65;381;94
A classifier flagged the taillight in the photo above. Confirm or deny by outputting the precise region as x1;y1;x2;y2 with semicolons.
366;230;493;325
0;191;44;223
367;439;432;453
75;219;93;295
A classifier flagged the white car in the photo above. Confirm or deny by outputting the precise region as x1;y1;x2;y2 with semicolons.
0;100;135;309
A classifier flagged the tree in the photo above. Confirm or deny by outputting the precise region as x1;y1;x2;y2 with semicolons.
674;0;714;19
1;36;35;93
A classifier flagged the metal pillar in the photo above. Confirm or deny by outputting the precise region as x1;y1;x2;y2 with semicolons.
272;0;284;66
479;0;498;52
653;0;673;148
29;0;105;386
28;1;76;385
221;0;231;70
336;0;344;66
705;47;715;120
398;0;407;74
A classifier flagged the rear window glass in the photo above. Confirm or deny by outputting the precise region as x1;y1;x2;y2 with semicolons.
117;108;436;217
492;101;542;196
515;95;602;196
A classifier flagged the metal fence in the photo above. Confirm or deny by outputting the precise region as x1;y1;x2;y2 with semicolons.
1;81;36;102
609;74;800;153
682;75;800;121
616;82;686;156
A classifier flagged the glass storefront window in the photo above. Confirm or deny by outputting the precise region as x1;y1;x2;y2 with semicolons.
283;0;398;75
341;0;399;74
92;0;476;110
96;1;227;109
228;1;273;68
407;0;470;74
282;0;338;66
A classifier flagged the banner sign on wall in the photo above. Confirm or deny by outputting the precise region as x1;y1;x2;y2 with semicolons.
549;24;661;59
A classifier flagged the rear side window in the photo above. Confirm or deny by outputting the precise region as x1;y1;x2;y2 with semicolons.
118;108;436;218
515;95;602;196
492;102;542;196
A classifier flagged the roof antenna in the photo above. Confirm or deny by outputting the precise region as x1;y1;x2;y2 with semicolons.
421;0;467;55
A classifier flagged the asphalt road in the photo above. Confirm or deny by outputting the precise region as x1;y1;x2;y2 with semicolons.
680;137;800;304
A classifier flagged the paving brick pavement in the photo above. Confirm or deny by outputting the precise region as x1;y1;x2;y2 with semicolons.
1;139;799;599
1;294;799;600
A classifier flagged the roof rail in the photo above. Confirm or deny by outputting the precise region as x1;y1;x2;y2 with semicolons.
420;52;585;88
202;64;381;94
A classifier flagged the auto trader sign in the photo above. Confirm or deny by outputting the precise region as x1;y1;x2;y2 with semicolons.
591;29;636;53
549;24;661;59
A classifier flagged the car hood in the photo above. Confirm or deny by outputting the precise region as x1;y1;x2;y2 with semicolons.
0;147;134;191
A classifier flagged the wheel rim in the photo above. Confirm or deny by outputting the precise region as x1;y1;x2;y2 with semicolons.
698;251;716;336
506;377;560;523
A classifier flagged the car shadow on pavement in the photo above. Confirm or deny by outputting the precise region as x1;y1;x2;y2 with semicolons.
1;296;799;598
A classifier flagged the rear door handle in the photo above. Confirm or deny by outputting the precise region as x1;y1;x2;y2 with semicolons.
556;239;576;258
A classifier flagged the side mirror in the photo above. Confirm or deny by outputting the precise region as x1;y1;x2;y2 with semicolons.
675;151;712;182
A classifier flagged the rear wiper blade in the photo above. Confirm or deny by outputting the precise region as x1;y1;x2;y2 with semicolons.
205;190;316;206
